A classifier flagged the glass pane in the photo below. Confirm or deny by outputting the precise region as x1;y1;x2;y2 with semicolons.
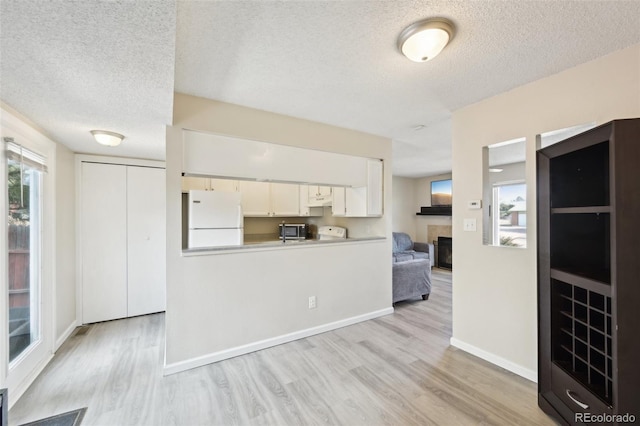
8;158;41;363
493;182;527;248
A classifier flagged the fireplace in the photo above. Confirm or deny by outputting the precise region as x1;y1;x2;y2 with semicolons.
437;236;452;269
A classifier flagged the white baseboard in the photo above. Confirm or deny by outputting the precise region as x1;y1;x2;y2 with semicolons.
449;337;537;383
164;307;394;376
8;353;54;410
55;320;78;351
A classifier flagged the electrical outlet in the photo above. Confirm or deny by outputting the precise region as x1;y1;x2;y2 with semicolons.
308;296;317;309
463;218;477;232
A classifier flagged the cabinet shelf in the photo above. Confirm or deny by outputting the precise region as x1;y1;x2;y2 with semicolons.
551;206;611;214
550;268;611;293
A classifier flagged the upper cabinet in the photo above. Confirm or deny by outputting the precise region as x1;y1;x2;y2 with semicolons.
270;183;301;216
366;159;383;216
239;181;320;217
182;176;238;193
211;178;238;192
332;159;383;217
238;181;271;216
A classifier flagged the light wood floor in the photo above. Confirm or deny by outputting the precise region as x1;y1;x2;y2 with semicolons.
10;270;554;425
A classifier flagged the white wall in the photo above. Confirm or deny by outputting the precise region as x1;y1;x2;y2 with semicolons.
165;94;393;372
55;143;76;346
451;44;640;381
391;176;416;239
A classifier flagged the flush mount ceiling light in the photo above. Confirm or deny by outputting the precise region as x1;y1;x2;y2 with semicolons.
90;130;124;147
397;17;455;62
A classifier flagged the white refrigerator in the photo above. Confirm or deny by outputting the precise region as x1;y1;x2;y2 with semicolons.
188;190;244;248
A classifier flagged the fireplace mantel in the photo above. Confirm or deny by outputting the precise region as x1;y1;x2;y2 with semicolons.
416;206;452;216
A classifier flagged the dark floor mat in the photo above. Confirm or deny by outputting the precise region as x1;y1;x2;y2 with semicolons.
19;408;86;426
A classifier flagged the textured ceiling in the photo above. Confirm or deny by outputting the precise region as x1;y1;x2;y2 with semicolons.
1;1;639;176
0;0;176;160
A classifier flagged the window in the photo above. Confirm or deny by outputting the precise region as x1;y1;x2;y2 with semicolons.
492;182;526;247
483;137;526;248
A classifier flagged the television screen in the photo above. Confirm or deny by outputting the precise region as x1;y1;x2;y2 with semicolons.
431;179;452;206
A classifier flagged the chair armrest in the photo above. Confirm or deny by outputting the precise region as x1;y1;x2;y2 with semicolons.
413;242;434;268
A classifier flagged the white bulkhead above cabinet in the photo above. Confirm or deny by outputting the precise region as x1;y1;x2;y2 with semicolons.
181;130;383;219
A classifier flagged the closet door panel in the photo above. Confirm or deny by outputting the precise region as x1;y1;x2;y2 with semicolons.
81;162;127;323
127;166;166;316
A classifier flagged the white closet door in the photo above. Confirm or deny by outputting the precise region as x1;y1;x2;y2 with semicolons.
81;162;127;323
127;166;166;316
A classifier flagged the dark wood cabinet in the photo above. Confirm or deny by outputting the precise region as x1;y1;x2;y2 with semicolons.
537;119;640;425
0;388;6;426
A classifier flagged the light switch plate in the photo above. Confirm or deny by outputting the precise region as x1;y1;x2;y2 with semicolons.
463;218;477;232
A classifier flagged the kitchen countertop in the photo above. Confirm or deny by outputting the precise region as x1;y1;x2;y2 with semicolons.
182;236;385;256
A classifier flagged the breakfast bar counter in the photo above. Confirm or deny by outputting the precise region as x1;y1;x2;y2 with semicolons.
181;236;385;256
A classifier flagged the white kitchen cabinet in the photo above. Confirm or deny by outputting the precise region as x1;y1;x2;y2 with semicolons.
238;181;271;216
332;186;366;217
181;176;209;192
366;159;383;216
332;187;346;216
210;178;238;192
182;176;237;192
307;185;332;206
331;159;383;217
240;181;312;217
270;183;300;216
80;161;166;324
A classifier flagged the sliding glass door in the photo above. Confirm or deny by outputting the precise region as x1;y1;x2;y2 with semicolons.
7;151;43;363
2;134;51;404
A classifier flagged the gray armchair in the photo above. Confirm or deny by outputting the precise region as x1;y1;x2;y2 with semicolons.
392;232;433;303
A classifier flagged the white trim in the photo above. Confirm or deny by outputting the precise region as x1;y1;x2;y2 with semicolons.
164;307;394;376
1;106;57;403
75;154;165;169
6;353;54;410
449;337;537;383
54;321;78;351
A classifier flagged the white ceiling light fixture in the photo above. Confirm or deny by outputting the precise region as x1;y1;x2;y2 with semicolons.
90;130;124;147
398;17;455;62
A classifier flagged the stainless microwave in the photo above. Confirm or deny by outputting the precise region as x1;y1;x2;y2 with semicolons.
279;223;307;240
